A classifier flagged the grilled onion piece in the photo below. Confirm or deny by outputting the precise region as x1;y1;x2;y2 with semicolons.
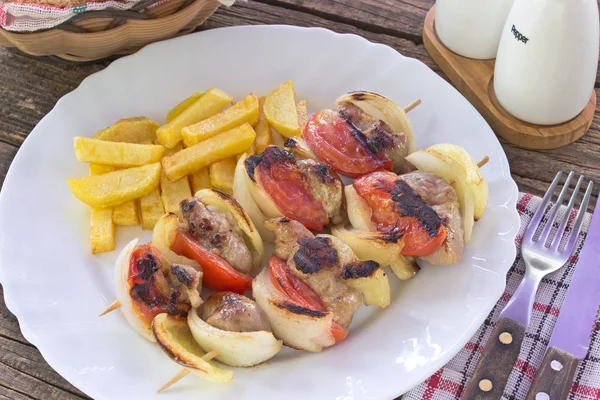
334;91;416;154
429;144;488;221
152;313;233;384
187;302;282;367
233;154;275;242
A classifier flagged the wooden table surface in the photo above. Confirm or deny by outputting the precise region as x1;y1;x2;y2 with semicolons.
0;0;599;398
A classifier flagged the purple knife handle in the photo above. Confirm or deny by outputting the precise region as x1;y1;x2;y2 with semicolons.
500;270;540;327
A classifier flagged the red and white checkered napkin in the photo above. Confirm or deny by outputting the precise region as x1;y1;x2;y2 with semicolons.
403;193;600;400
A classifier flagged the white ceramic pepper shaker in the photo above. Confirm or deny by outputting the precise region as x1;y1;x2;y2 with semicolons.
494;0;599;125
435;0;515;60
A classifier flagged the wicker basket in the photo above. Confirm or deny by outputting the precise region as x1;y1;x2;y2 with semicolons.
0;0;221;62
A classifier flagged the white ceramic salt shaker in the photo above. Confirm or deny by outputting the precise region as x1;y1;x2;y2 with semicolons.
494;0;599;125
435;0;515;60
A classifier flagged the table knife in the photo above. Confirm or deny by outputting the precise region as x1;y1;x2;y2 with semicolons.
525;207;600;400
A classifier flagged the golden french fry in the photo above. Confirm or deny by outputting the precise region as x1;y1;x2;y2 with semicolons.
264;80;300;138
167;92;204;123
255;96;271;153
67;163;161;208
156;88;233;149
89;164;116;175
88;165;116;254
189;168;211;193
160;173;192;214
164;142;183;156
92;117;159;143
74;137;164;167
140;189;165;230
181;93;259;147
113;200;140;226
296;100;308;131
209;157;237;194
90;207;115;254
162;124;256;182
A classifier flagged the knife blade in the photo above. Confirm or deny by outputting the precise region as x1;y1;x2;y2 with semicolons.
526;207;600;400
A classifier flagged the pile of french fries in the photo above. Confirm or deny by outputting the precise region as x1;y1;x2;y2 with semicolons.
66;80;307;254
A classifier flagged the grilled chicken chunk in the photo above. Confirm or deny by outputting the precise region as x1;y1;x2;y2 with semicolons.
178;197;252;274
264;217;313;260
266;217;363;329
397;172;464;265
201;292;272;333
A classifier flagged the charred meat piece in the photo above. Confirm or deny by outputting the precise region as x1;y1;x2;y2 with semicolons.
287;236;361;329
201;292;272;332
128;244;201;323
337;101;414;174
397;172;464;265
178;197;252;274
264;217;314;260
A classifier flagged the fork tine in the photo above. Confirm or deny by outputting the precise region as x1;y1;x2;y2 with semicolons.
561;180;594;254
536;171;574;245
523;172;563;243
550;175;584;251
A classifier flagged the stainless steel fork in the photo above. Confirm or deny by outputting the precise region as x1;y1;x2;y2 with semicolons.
461;171;593;400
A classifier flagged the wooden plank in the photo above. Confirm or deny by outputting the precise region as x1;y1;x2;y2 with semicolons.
0;335;88;399
0;384;34;400
202;0;443;74
259;0;434;43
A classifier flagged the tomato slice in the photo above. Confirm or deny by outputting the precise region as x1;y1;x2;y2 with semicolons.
269;256;347;343
354;171;446;257
256;147;329;232
171;230;252;294
128;244;172;324
303;109;391;178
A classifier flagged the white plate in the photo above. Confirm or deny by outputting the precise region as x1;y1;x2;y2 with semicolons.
0;25;519;400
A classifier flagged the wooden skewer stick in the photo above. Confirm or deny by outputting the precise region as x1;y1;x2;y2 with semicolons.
157;351;219;393
157;369;190;393
99;300;121;316
404;98;422;113
477;156;489;168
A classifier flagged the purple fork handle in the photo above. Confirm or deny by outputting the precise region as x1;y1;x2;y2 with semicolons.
525;347;579;400
461;317;526;399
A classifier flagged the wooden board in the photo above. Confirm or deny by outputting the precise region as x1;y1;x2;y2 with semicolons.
423;6;597;149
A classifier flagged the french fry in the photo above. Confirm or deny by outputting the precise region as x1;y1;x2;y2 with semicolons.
270;129;286;148
90;208;115;254
156;88;233;149
255;96;271;153
167;92;204;123
189;168;211;194
264;80;300;138
209;158;237;194
140;190;165;230
162;123;256;182
181;93;259;147
67;163;161;208
89;164;116;175
296;100;308;130
92;117;159;143
74;137;164;167
160;173;192;214
113;200;140;226
89;164;115;254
